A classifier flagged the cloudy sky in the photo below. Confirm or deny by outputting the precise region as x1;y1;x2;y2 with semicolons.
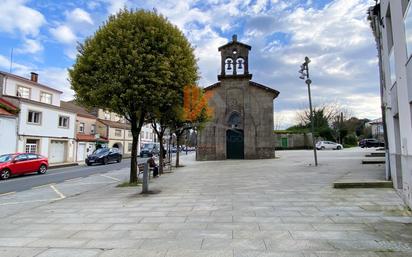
0;0;380;128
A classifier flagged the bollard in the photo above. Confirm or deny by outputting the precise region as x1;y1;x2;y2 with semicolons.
142;162;149;193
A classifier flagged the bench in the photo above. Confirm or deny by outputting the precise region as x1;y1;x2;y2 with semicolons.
137;162;154;181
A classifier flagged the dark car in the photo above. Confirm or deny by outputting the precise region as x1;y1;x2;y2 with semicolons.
0;153;48;180
139;143;160;157
85;148;122;166
359;139;385;148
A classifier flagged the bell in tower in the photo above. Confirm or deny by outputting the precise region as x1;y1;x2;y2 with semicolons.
218;34;252;80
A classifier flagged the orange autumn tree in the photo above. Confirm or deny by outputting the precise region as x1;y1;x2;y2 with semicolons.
172;84;213;167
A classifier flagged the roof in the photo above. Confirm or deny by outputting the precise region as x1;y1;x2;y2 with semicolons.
218;36;252;51
204;81;280;99
76;133;108;142
368;117;382;124
61;101;96;119
249;81;280;98
0;71;63;94
0;98;19;117
1;95;75;113
98;119;131;130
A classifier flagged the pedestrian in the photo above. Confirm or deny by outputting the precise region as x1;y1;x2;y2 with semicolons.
148;156;159;177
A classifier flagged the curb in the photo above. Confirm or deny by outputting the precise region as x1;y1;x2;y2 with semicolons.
333;180;393;189
49;163;79;169
362;159;385;164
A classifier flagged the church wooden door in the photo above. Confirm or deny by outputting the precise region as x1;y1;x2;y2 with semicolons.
226;129;244;159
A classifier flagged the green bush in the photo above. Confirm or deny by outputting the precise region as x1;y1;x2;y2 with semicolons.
344;133;358;147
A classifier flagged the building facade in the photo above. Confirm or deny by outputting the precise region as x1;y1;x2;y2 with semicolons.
197;35;279;160
61;101;108;162
369;0;412;208
0;71;76;164
366;117;384;141
0;98;18;155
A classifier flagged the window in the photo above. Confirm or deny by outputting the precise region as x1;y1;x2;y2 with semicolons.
386;7;396;85
405;1;412;57
79;122;85;133
115;129;122;137
25;139;38;153
15;154;28;161
104;111;110;120
91;124;96;134
27;154;38;160
140;131;144;139
40;92;52;104
128;142;132;152
128;130;132;138
58;116;70;128
27;111;41;124
17;86;30;99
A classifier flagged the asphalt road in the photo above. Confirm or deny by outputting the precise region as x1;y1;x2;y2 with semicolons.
0;158;140;195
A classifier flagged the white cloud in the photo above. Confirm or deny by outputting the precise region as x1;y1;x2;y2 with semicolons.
16;39;44;54
67;8;94;25
106;0;130;14
0;54;74;99
50;25;77;44
0;0;45;36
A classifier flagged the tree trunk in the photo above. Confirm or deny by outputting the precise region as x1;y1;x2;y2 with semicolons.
175;132;181;167
158;131;165;174
130;115;145;184
130;134;139;184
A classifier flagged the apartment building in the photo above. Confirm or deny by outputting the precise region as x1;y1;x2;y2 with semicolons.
369;0;412;208
0;71;76;164
61;101;108;162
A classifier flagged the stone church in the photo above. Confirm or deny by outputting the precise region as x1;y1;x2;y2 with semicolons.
197;35;279;160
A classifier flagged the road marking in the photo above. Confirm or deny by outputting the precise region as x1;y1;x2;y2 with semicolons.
0;191;16;197
50;185;66;199
100;174;121;182
32;183;54;189
65;177;84;182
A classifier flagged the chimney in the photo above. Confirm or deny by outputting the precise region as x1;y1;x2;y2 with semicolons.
232;34;237;42
30;72;38;83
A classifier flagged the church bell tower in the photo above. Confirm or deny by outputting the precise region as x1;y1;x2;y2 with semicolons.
218;34;253;80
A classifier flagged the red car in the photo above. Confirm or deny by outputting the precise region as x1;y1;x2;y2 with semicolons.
0;153;48;180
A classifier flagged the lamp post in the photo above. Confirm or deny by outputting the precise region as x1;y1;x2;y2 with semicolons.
299;56;318;166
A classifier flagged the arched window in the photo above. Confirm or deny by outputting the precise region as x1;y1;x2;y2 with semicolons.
228;112;241;128
225;57;234;75
236;57;245;75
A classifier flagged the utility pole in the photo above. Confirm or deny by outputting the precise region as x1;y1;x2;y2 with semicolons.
299;56;318;166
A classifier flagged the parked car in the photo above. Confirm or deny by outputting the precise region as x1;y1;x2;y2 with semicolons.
316;141;343;150
0;153;48;180
85;148;122;166
359;138;385;148
139;143;160;157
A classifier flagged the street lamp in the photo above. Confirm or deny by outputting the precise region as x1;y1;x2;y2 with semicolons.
299;56;318;166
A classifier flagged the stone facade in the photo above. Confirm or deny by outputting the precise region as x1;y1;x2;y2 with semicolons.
197;35;279;160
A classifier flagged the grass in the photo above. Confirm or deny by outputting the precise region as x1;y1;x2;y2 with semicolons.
116;181;141;187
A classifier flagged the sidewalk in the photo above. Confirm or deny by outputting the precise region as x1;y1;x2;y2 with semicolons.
0;150;411;257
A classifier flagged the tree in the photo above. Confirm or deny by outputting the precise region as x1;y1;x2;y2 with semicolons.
69;9;198;184
172;85;212;167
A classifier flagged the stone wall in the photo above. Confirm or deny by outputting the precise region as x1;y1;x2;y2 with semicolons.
197;77;276;160
274;132;313;150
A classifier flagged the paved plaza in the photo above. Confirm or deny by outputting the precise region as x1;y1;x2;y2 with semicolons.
0;149;411;257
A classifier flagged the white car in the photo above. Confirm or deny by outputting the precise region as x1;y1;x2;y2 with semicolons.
316;141;343;150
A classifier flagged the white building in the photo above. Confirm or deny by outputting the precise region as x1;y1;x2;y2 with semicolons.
0;71;77;164
366;117;384;141
0;98;18;155
369;0;412;208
